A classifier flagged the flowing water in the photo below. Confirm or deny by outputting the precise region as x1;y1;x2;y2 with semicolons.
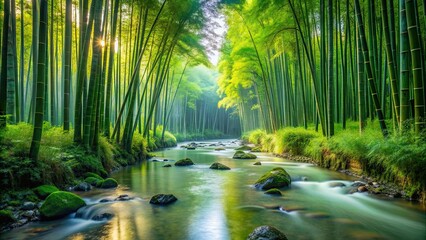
2;140;425;240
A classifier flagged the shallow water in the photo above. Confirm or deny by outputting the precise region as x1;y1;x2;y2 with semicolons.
2;140;425;240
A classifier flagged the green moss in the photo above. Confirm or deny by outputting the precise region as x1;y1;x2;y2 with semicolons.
251;147;262;152
100;178;118;188
236;145;252;151
264;188;282;196
255;167;291;190
40;191;86;219
0;210;15;226
84;177;101;186
8;200;21;207
233;150;257;159
175;158;195;166
84;172;103;180
210;162;231;170
33;185;59;200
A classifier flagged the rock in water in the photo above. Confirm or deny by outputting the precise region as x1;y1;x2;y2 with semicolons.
233;150;257;159
33;185;59;200
74;182;92;191
92;213;114;221
163;164;172;168
247;226;288;240
236;145;252;151
175;158;194;166
264;188;282;196
254;167;291;190
99;178;118;189
328;182;346;188
149;194;177;205
21;202;36;210
253;162;262;166
210;162;231;170
40;191;86;219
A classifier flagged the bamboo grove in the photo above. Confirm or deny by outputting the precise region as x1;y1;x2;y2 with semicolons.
217;0;426;137
0;0;240;161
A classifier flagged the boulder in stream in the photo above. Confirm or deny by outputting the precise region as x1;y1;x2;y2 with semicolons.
163;164;172;167
254;167;291;190
210;162;231;170
253;162;262;166
149;194;178;205
175;158;194;166
236;145;252;151
264;188;282;196
40;191;86;219
74;182;92;191
99;178;118;189
33;185;59;200
247;225;288;240
233;150;257;159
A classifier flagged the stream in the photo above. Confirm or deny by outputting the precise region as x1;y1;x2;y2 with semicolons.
1;140;425;240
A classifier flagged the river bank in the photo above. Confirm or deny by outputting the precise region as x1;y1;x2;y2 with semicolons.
243;124;426;203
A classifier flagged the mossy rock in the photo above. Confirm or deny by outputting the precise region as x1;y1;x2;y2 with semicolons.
210;162;231;170
264;188;282;196
33;185;59;200
0;210;15;226
100;178;118;189
236;145;252;151
253;162;262;166
8;200;22;207
255;167;291;190
233;150;257;159
215;147;226;151
175;158;194;166
40;191;86;219
84;177;101;186
149;194;177;205
248;226;288;240
251;147;262;152
84;172;104;180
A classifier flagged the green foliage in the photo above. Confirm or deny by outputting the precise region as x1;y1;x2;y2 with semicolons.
174;130;226;142
33;185;59;200
274;128;320;155
246;129;267;145
83;172;103;180
84;177;101;186
0;210;15;225
39;191;86;219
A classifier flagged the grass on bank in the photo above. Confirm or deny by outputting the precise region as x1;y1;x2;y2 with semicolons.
0;122;177;190
243;121;426;198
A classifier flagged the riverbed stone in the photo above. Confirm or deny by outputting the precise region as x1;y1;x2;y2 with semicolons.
247;225;288;240
21;202;36;210
254;167;291;190
215;147;226;151
33;185;59;200
92;213;114;221
74;182;92;191
233;150;257;159
210;162;231;170
253;162;262;166
264;188;282;196
39;191;86;219
149;194;178;205
236;145;252;151
99;178;118;189
85;177;101;186
22;210;35;218
175;158;194;166
163;164;172;167
358;186;368;192
328;182;346;188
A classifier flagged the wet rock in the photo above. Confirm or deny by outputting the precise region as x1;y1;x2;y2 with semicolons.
21;202;36;210
358;186;368;192
99;198;113;203
99;178;118;189
163;164;172;167
85;177;102;186
351;181;366;187
254;167;291;190
149;194;177;205
236;145;252;151
115;195;133;201
152;159;160;162
22;210;34;218
301;177;308;181
215;147;226;151
253;162;262;166
163;159;169;162
39;191;86;219
175;158;194;166
247;225;288;240
328;182;346;188
233;150;257;159
209;162;231;170
33;185;59;200
74;182;92;191
264;188;282;196
92;213;114;221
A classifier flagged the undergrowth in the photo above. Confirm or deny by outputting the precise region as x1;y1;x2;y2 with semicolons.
245;121;426;199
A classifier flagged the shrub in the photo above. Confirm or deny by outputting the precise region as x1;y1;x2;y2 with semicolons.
274;128;319;155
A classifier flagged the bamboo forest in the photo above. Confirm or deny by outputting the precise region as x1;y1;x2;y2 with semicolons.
0;0;425;239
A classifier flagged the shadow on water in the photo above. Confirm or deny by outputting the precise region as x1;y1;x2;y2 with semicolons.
1;139;425;240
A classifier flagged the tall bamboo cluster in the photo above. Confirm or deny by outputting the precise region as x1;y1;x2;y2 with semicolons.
218;0;426;137
0;0;239;161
